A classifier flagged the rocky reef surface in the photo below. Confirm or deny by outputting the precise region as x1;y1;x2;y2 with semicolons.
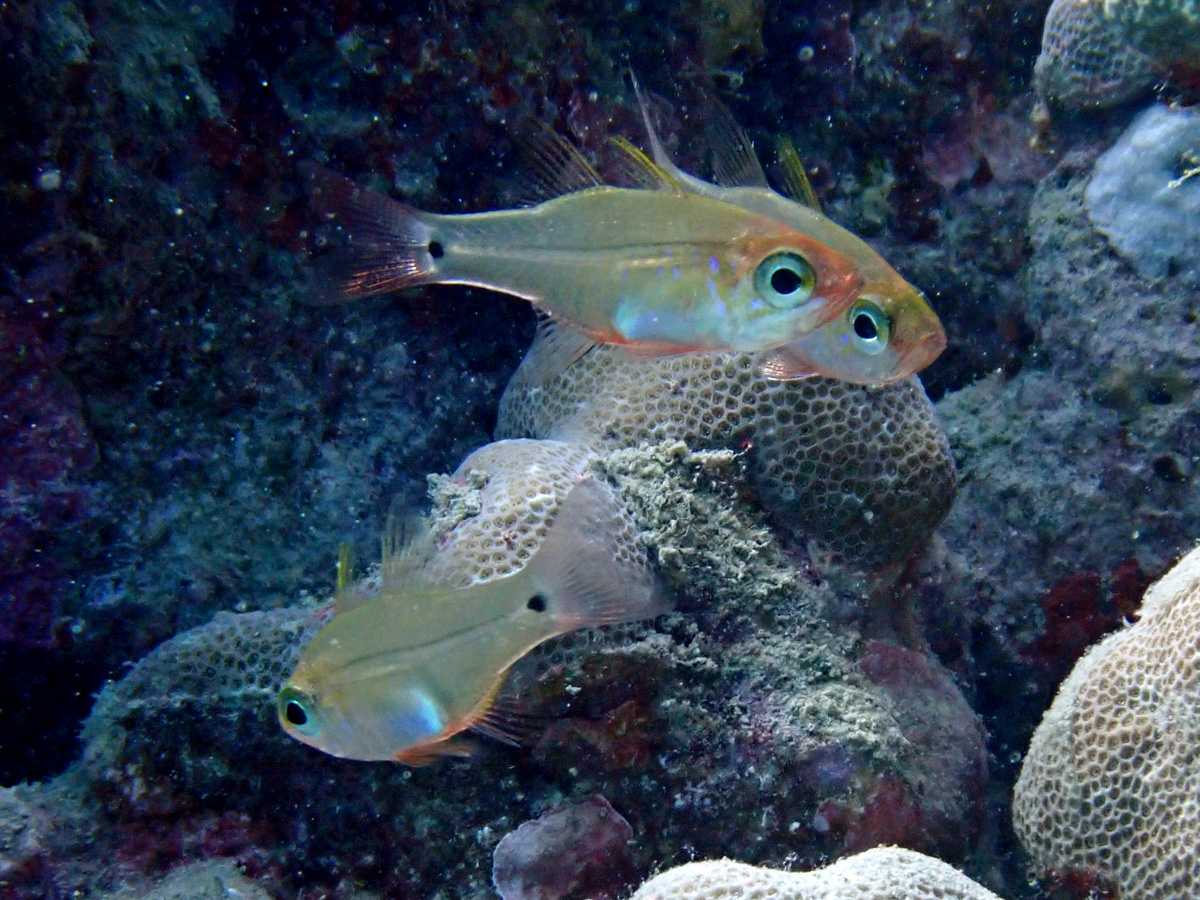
5;0;1200;899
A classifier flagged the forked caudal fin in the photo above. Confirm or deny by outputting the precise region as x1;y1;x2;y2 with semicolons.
303;162;442;300
523;477;671;630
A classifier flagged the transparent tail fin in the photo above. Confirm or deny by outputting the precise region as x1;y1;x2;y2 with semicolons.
303;163;441;300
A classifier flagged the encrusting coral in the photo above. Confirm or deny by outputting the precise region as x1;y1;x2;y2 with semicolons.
1034;0;1200;113
626;847;1003;900
1033;0;1157;111
1013;542;1200;899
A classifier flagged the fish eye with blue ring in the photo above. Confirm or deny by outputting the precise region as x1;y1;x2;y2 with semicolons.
754;251;817;309
278;685;321;738
848;297;890;353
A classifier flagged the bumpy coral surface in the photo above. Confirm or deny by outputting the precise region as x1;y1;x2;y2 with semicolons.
1105;0;1200;66
1033;0;1200;112
1013;542;1200;899
82;607;326;814
497;340;955;571
421;439;610;586
95;859;273;900
627;848;1003;900
1033;0;1157;110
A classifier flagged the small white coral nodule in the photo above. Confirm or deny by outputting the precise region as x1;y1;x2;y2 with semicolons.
628;848;1003;900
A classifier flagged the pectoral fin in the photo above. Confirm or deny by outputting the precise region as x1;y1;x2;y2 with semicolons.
520;315;599;385
756;345;822;381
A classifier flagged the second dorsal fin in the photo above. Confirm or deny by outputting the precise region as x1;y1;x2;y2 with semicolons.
379;507;438;596
775;135;822;210
608;135;683;191
700;93;770;189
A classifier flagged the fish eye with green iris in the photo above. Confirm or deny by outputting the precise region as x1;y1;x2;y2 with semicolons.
622;78;946;385
754;251;817;309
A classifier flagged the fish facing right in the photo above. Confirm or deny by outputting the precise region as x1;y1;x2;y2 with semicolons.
277;477;670;765
626;78;947;385
304;141;876;378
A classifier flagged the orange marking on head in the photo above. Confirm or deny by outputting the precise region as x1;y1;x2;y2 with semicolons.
734;220;864;313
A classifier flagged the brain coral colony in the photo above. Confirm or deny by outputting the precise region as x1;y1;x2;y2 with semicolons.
1014;544;1200;899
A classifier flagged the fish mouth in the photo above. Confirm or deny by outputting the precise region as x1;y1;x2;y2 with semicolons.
909;325;948;371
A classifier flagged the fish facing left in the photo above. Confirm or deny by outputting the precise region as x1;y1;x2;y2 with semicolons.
304;154;870;368
277;478;670;765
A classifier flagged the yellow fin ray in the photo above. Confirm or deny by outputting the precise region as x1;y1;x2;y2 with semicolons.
334;542;357;613
775;135;822;211
607;135;683;191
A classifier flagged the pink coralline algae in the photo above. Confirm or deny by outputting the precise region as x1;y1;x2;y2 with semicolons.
492;795;636;900
852;641;988;861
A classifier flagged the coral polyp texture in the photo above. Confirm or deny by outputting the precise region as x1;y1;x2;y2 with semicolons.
82;606;326;810
1034;0;1157;110
627;848;1003;900
1105;0;1200;67
497;341;954;570
1012;542;1200;899
1034;0;1200;111
420;439;634;587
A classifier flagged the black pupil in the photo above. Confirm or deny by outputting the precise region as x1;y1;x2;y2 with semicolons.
428;240;445;259
285;700;308;726
853;312;879;340
770;267;803;295
527;594;547;612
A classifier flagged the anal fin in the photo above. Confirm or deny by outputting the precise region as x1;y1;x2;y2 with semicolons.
470;694;549;748
394;737;477;766
522;315;599;385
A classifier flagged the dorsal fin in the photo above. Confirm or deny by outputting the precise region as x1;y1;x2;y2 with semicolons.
334;542;357;612
775;135;822;211
630;71;677;172
701;94;769;189
379;508;438;594
512;121;603;205
607;135;683;191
